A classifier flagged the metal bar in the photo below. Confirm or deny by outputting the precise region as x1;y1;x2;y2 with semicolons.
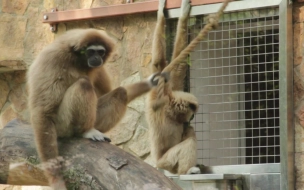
168;0;282;18
180;174;242;181
42;0;225;24
279;0;294;189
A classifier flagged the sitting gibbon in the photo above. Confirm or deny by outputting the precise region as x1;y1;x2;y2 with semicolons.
146;0;201;175
27;29;164;189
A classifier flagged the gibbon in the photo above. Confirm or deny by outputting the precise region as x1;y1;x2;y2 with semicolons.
146;0;201;175
27;28;165;189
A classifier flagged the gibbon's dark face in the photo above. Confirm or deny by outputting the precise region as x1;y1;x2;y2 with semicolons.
78;45;106;68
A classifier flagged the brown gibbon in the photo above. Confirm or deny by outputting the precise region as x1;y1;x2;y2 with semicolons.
146;0;201;175
27;28;165;189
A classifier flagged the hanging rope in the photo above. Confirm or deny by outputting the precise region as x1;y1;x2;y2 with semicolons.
153;0;232;110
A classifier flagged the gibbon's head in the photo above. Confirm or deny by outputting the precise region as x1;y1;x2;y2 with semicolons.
58;29;116;68
169;91;199;123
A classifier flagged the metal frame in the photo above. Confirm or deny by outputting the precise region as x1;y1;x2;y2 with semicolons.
41;0;225;24
167;0;282;18
166;0;293;190
278;0;294;190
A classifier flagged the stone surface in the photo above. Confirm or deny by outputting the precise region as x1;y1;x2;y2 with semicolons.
79;0;93;8
2;0;30;15
129;125;150;157
0;14;27;62
22;186;51;190
296;153;304;183
0;1;158;189
294;3;304;23
0;79;10;112
9;85;27;112
0;105;17;129
144;154;155;167
140;53;152;78
120;71;141;86
295;121;304;153
105;108;141;145
294;23;304;67
294;71;304;104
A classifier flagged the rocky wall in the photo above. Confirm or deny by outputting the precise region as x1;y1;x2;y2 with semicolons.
0;0;157;189
294;1;304;190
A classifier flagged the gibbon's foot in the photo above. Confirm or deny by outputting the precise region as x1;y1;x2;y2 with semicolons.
180;0;191;19
149;72;170;86
83;128;111;142
186;166;201;174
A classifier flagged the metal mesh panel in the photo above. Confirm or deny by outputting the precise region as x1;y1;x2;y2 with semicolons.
187;8;280;166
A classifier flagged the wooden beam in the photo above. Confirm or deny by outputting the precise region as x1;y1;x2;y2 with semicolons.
42;0;225;24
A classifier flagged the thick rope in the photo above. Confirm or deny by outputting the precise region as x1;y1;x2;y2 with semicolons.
154;0;231;110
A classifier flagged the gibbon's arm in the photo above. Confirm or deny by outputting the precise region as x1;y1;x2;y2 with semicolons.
169;0;191;91
93;67;113;97
151;0;167;74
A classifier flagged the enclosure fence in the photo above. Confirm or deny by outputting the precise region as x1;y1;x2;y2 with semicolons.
183;7;280;166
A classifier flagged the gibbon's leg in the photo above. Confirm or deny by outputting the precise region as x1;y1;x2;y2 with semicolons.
157;126;200;175
95;74;159;132
170;0;191;91
151;0;167;73
56;77;110;141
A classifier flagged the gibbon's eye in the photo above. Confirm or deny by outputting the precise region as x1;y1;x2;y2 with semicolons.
86;49;95;56
97;49;106;57
189;103;197;111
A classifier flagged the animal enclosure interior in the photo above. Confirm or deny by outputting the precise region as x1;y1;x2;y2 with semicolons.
167;7;280;166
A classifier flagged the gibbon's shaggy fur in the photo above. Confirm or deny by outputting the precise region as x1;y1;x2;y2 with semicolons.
146;0;201;175
27;28;162;189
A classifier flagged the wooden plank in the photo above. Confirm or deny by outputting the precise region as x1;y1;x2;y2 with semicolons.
42;0;226;24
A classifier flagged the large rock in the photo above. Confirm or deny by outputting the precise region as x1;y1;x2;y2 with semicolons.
0;14;27;62
8;85;27;112
105;108;141;145
0;79;10;111
294;23;304;66
128;125;150;157
2;0;30;15
0;105;17;129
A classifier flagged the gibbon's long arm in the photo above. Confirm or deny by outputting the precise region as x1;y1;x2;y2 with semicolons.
169;0;191;91
151;0;167;74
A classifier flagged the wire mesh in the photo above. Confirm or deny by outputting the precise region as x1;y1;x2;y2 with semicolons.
186;8;280;166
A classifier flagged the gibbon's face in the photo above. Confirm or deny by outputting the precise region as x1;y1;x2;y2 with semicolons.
80;45;107;68
187;103;198;121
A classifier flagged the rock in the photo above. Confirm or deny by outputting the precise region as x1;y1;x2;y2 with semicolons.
128;95;146;113
79;0;93;8
2;0;30;15
0;79;10;112
120;72;141;86
140;53;152;78
0;14;27;63
294;23;304;66
144;154;155;167
9;85;27;112
295;122;304;153
128;125;150;157
0;105;17;129
105;108;141;145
